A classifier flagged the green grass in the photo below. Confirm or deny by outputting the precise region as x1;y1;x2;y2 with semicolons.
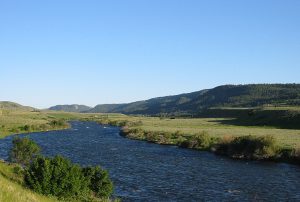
139;118;300;148
0;161;58;202
0;110;91;138
1;109;300;150
92;114;300;149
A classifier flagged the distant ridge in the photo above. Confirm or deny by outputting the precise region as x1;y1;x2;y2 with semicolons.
87;84;300;115
0;101;35;111
48;104;92;113
48;84;300;115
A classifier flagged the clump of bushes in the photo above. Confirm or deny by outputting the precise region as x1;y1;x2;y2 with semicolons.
25;156;90;199
123;128;145;139
49;119;67;127
24;156;113;200
12;121;68;135
10;137;113;200
25;155;113;200
179;131;218;150
215;135;280;160
123;128;179;145
9;137;41;166
82;166;114;198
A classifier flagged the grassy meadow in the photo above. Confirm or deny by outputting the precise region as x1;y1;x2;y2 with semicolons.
83;113;300;149
136;118;300;148
0;110;86;138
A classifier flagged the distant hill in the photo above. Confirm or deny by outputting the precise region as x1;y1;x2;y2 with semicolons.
0;101;35;111
87;84;300;115
48;104;92;113
88;89;209;114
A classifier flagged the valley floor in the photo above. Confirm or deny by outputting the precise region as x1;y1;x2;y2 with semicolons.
0;108;300;201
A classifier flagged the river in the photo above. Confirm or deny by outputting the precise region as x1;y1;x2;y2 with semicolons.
0;121;299;201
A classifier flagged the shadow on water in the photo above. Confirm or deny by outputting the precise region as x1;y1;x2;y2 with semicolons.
0;121;300;201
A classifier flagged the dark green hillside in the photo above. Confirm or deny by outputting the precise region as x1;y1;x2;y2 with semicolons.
48;104;91;112
88;104;127;113
90;89;208;114
88;84;300;115
192;84;300;108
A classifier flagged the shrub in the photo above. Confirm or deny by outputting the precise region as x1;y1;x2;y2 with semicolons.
179;131;216;150
25;155;90;199
9;137;41;166
49;120;65;127
25;155;114;200
216;135;279;160
82;166;113;198
22;125;30;132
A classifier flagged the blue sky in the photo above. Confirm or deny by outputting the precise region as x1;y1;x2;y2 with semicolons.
1;0;299;108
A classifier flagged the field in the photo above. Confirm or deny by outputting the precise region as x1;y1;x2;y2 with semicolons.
84;113;300;149
138;118;300;148
1;109;300;149
0;110;87;138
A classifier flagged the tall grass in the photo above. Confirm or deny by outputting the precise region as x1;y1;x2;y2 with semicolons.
0;161;57;202
215;135;280;160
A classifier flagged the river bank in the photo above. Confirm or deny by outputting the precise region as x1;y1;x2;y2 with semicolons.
1;121;299;201
90;117;300;166
119;127;300;165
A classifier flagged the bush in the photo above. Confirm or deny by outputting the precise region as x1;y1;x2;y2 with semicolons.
22;125;30;132
82;166;113;198
179;131;216;150
216;135;279;160
49;120;66;127
25;155;113;200
25;155;90;199
9;137;41;166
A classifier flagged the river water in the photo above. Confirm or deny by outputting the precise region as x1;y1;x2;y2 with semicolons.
0;121;299;201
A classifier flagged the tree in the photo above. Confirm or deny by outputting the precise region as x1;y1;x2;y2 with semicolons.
9;137;41;166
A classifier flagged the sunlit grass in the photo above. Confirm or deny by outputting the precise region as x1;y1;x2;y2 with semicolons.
0;162;58;202
95;115;300;149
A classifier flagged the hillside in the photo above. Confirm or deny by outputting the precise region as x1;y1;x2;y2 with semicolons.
87;84;300;115
48;104;91;112
0;101;35;111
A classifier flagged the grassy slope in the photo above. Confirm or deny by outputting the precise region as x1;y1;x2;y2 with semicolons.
0;161;57;202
